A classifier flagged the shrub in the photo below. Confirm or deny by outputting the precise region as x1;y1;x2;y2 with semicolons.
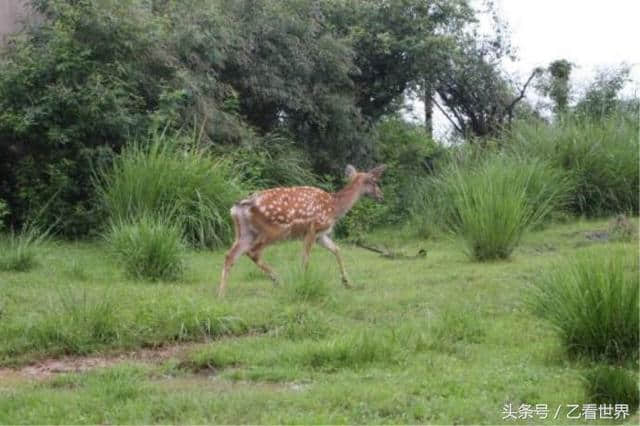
583;366;639;411
0;0;174;236
334;197;389;239
426;155;570;260
508;113;639;216
0;224;48;272
528;248;639;362
105;215;186;281
228;133;319;189
97;132;245;249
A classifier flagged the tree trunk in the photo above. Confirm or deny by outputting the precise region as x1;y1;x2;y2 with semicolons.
423;79;434;139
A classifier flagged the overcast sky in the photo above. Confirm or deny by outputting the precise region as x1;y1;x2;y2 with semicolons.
405;0;640;139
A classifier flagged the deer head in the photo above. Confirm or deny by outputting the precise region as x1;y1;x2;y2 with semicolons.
345;164;386;202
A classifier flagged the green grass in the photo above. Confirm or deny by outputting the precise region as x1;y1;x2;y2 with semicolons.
0;218;638;424
105;215;186;281
527;247;639;362
423;155;570;260
279;264;331;303
583;366;640;410
0;225;48;272
95;131;245;249
508;113;639;216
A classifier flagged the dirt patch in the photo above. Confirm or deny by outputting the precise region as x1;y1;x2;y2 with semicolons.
0;343;205;381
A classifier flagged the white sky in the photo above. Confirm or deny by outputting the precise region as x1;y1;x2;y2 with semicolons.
405;0;640;140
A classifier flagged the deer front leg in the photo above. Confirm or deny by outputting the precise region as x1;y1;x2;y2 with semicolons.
317;234;351;288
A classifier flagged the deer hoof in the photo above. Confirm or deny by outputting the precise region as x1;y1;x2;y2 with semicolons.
342;278;352;288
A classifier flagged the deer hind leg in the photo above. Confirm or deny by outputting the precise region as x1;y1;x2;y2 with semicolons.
218;205;254;298
317;233;351;288
301;226;316;270
247;240;279;285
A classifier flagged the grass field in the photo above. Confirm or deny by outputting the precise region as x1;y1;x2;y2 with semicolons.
0;218;638;424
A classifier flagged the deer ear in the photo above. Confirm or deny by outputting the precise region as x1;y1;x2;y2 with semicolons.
369;164;386;179
345;164;357;179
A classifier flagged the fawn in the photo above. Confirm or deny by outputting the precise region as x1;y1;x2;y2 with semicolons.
217;164;386;297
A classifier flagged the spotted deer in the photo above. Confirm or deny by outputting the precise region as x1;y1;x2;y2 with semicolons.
217;164;386;297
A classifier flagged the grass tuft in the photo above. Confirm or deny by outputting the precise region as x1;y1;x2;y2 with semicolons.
105;215;186;281
528;247;639;362
96;131;244;249
583;366;639;411
508;114;639;216
426;155;570;260
431;305;486;348
272;305;331;340
280;265;330;302
0;225;48;272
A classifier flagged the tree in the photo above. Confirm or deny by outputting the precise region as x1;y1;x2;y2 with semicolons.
432;33;541;139
324;0;473;122
545;59;573;116
575;65;631;119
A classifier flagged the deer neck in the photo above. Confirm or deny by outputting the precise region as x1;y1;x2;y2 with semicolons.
332;177;364;218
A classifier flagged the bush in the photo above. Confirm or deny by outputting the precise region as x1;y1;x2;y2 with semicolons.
0;0;254;237
228;133;320;189
0;0;175;236
583;366;639;411
528;248;639;362
334;197;389;239
425;155;570;260
508;113;639;216
105;215;186;281
97;132;244;249
0;224;48;272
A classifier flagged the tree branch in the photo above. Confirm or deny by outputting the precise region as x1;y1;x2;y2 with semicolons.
432;96;464;134
506;68;541;123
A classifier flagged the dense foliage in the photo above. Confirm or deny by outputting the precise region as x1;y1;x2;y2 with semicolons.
0;0;636;239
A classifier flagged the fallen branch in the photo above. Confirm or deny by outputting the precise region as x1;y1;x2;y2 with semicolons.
351;240;427;260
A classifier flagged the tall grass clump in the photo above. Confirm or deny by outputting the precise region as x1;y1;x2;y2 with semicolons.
508;113;639;216
424;155;570;260
96;132;245;249
105;215;185;281
528;248;639;362
583;366;639;411
0;224;48;272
